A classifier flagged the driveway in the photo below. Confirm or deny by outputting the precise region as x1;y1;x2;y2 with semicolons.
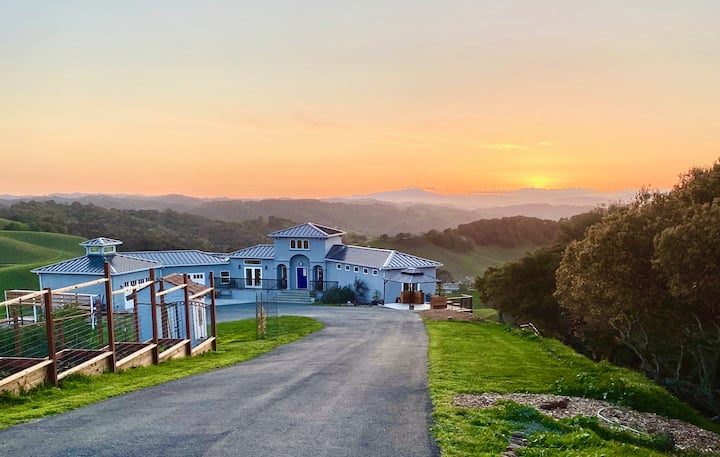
0;306;439;457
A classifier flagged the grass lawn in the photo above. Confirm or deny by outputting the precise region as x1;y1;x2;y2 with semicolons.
426;319;719;457
0;315;322;430
0;231;85;295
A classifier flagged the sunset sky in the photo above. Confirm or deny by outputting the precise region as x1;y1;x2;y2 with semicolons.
1;1;718;198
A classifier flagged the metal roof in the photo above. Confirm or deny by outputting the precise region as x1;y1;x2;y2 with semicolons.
229;244;275;259
80;237;123;247
384;251;443;269
325;245;442;269
32;254;160;275
385;268;440;284
122;250;229;267
269;222;345;239
325;245;391;268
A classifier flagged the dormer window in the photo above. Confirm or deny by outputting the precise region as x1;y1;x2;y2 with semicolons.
290;239;309;250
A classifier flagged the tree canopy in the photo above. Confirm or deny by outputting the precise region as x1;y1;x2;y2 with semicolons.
476;160;720;417
0;200;294;252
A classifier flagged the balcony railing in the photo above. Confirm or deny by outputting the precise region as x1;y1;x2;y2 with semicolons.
216;278;286;290
215;278;338;292
309;280;338;292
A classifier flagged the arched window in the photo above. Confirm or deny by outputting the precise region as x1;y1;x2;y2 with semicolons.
290;240;296;249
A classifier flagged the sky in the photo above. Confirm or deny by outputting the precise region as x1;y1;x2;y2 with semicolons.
1;1;718;199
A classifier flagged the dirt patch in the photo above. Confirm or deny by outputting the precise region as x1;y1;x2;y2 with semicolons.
419;308;479;321
455;393;720;453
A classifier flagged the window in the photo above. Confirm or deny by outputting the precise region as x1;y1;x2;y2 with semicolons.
345;265;350;271
290;239;309;250
103;246;115;254
336;263;342;270
89;247;100;254
354;266;359;273
372;269;378;276
363;268;368;275
220;271;230;284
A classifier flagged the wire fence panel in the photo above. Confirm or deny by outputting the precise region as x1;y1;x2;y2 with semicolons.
112;311;140;343
255;292;280;339
53;303;110;373
0;303;49;359
188;300;210;348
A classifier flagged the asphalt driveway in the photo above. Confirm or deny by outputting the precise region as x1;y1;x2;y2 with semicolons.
0;306;439;457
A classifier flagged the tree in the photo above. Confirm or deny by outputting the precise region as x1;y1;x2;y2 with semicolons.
555;196;683;374
476;245;567;337
555;160;720;416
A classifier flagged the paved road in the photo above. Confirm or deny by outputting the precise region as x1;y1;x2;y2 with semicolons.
0;306;439;457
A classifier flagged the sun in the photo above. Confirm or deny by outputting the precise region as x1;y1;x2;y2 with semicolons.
528;176;551;189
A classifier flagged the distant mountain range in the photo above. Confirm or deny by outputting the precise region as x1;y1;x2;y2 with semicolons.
340;187;636;209
0;187;635;236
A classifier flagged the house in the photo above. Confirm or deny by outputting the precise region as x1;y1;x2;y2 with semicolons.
33;222;442;305
32;238;162;311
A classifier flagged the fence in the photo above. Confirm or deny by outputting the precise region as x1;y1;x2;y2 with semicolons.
255;292;280;339
216;278;339;292
0;268;218;394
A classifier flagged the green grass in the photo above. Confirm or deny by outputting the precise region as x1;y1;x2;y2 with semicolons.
471;307;498;321
0;316;323;429
426;320;719;457
0;231;85;295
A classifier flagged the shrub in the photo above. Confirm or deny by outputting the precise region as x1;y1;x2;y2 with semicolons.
320;286;355;304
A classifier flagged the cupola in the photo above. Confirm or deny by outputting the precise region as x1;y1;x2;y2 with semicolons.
80;237;123;257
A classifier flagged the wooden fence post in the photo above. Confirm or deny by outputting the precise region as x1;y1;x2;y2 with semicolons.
104;262;116;372
183;274;192;355
11;305;21;356
209;272;217;351
150;269;159;364
43;289;58;387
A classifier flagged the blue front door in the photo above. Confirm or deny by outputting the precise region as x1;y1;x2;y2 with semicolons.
297;267;308;289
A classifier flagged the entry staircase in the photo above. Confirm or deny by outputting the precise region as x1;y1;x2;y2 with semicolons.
274;289;313;305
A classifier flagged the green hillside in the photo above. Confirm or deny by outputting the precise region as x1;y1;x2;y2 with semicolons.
373;238;542;280
0;231;85;295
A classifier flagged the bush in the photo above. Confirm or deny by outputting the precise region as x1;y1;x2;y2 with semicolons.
320;286;355;304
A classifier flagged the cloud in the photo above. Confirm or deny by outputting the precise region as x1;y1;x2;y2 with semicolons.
537;141;554;147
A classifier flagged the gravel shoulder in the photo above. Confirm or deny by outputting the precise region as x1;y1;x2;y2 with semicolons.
455;393;720;453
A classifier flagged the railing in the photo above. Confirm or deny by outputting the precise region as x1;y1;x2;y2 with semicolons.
309;280;338;292
215;278;286;290
214;278;339;292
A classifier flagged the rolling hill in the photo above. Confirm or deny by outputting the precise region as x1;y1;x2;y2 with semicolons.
372;237;543;281
0;231;86;296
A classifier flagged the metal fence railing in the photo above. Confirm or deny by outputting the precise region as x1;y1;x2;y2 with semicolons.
255;292;280;339
216;278;339;292
0;269;218;391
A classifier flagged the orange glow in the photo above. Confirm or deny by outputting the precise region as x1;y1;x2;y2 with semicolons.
1;3;718;198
